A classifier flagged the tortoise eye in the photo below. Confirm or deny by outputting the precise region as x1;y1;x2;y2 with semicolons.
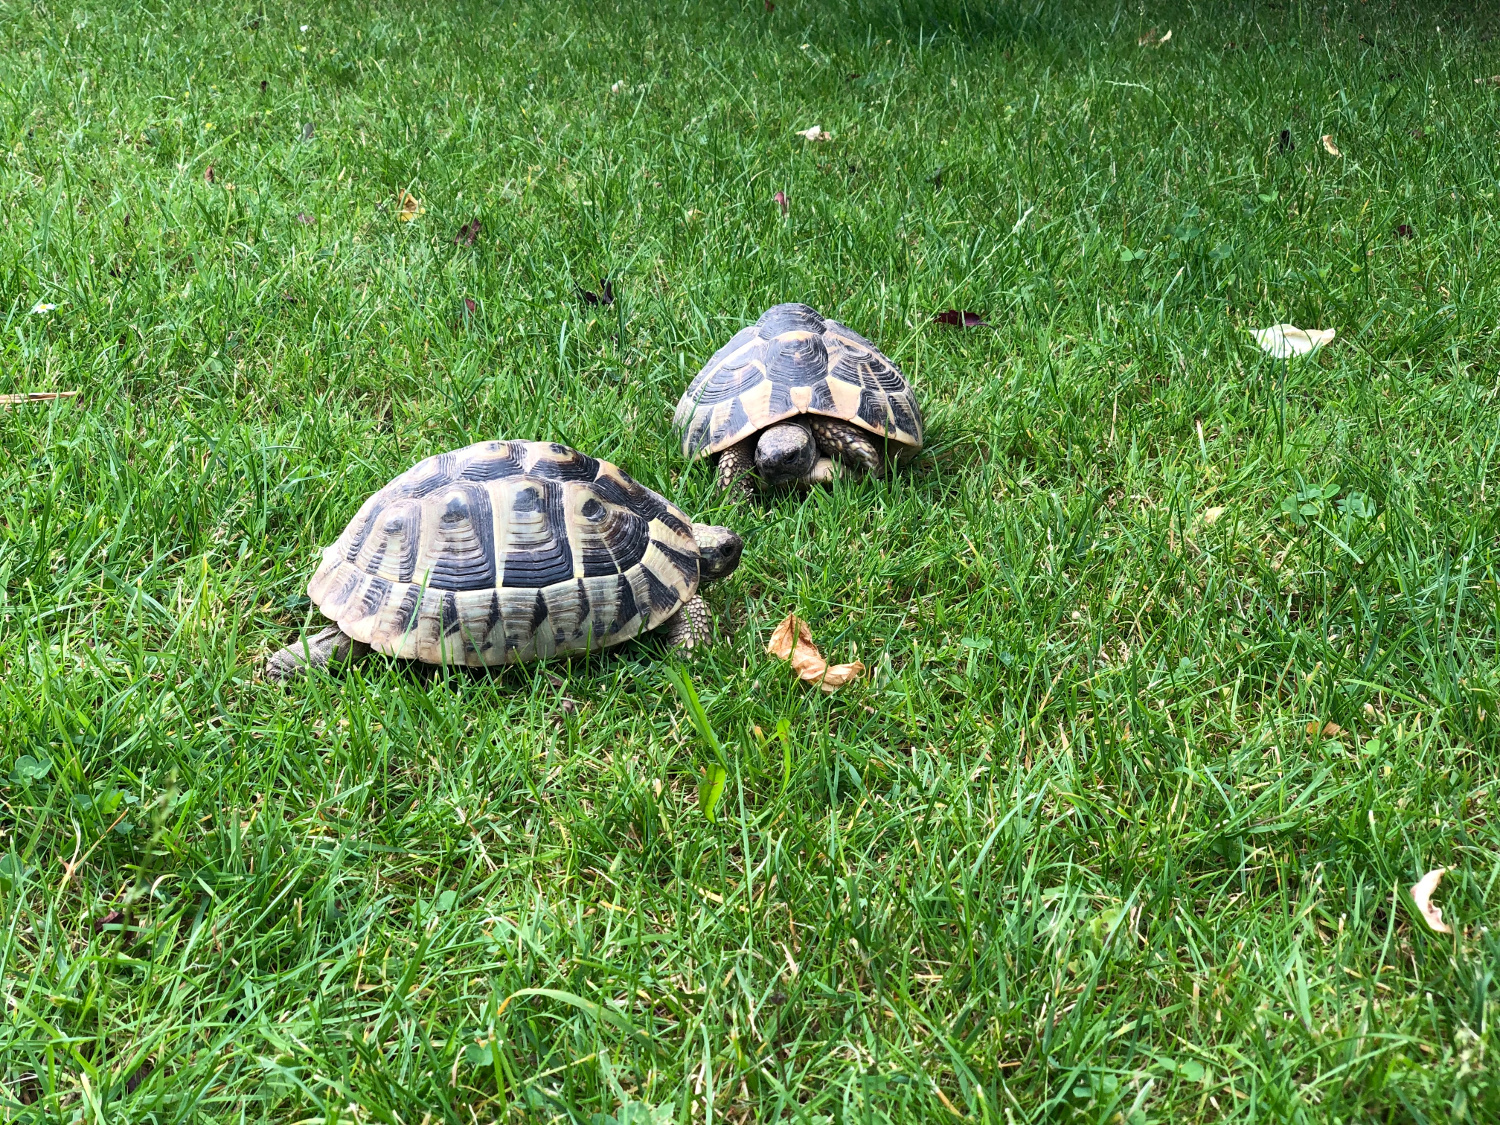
581;498;605;521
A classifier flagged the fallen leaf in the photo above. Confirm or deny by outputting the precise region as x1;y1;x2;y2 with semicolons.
1305;720;1343;738
1278;129;1293;153
204;164;215;183
1411;868;1452;934
455;217;481;245
1251;324;1335;359
93;909;125;932
0;391;78;406
296;212;314;225
578;278;614;306
766;614;864;692
1395;223;1413;239
933;309;987;328
610;79;626;94
1202;505;1227;525
684;208;704;222
1476;76;1500;86
796;125;833;142
1137;27;1171;46
463;297;477;315
1321;135;1341;156
764;0;774;9
397;191;424;222
300;121;315;141
773;191;788;216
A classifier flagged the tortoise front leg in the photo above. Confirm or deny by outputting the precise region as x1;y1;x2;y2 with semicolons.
715;438;757;497
664;595;714;651
266;624;371;680
809;418;883;477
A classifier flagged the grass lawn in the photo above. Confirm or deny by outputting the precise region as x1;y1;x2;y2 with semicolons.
6;0;1500;1119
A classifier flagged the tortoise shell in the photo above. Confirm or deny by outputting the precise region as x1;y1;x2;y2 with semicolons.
305;441;701;666
674;302;924;461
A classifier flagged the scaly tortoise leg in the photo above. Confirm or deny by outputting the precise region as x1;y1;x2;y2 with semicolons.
664;595;714;651
266;624;371;680
809;418;884;477
715;438;757;498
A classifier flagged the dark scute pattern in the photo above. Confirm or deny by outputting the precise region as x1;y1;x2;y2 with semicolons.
687;412;715;455
343;503;381;563
574;580;591;624
425;485;497;591
715;396;752;447
888;394;922;436
441;591;460;634
806;378;835;412
687;325;769;406
654;542;700;587
758;302;825;336
486;591;502;632
393;586;422;636
581;498;604;521
390;453;460;499
580;504;650;578
457;444;528;481
858;388;892;433
765;330;828;387
530;590;549;632
591;473;667;524
355;576;391;620
526;445;600;481
613;573;639;631
643;567;681;615
501;481;574;589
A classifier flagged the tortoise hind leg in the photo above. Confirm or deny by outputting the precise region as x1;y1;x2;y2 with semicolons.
809;418;883;477
715;438;757;498
664;595;714;651
266;624;371;680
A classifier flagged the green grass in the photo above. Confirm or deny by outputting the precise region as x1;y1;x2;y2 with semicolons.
4;0;1500;1119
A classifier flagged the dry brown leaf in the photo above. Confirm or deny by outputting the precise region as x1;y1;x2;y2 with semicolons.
1306;720;1343;738
396;191;424;222
1321;135;1342;156
1202;506;1227;525
796;125;833;142
766;614;864;692
1411;867;1452;934
1137;27;1171;47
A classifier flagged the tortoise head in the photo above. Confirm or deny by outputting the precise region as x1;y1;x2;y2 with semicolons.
691;523;743;582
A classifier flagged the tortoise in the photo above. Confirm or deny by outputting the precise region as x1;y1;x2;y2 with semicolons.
265;440;743;679
674;302;924;492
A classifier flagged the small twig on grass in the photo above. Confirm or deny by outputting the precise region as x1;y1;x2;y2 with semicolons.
0;391;79;406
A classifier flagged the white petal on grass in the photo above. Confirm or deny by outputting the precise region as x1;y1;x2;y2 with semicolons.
796;125;832;142
1011;205;1035;235
1411;868;1453;934
1322;135;1342;156
29;302;57;315
1251;324;1336;359
610;80;625;94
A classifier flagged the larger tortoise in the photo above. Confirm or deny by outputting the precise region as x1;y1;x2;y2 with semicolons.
265;440;742;678
674;303;923;492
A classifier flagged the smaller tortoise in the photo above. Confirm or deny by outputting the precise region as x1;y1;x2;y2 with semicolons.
674;302;924;492
266;441;742;679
